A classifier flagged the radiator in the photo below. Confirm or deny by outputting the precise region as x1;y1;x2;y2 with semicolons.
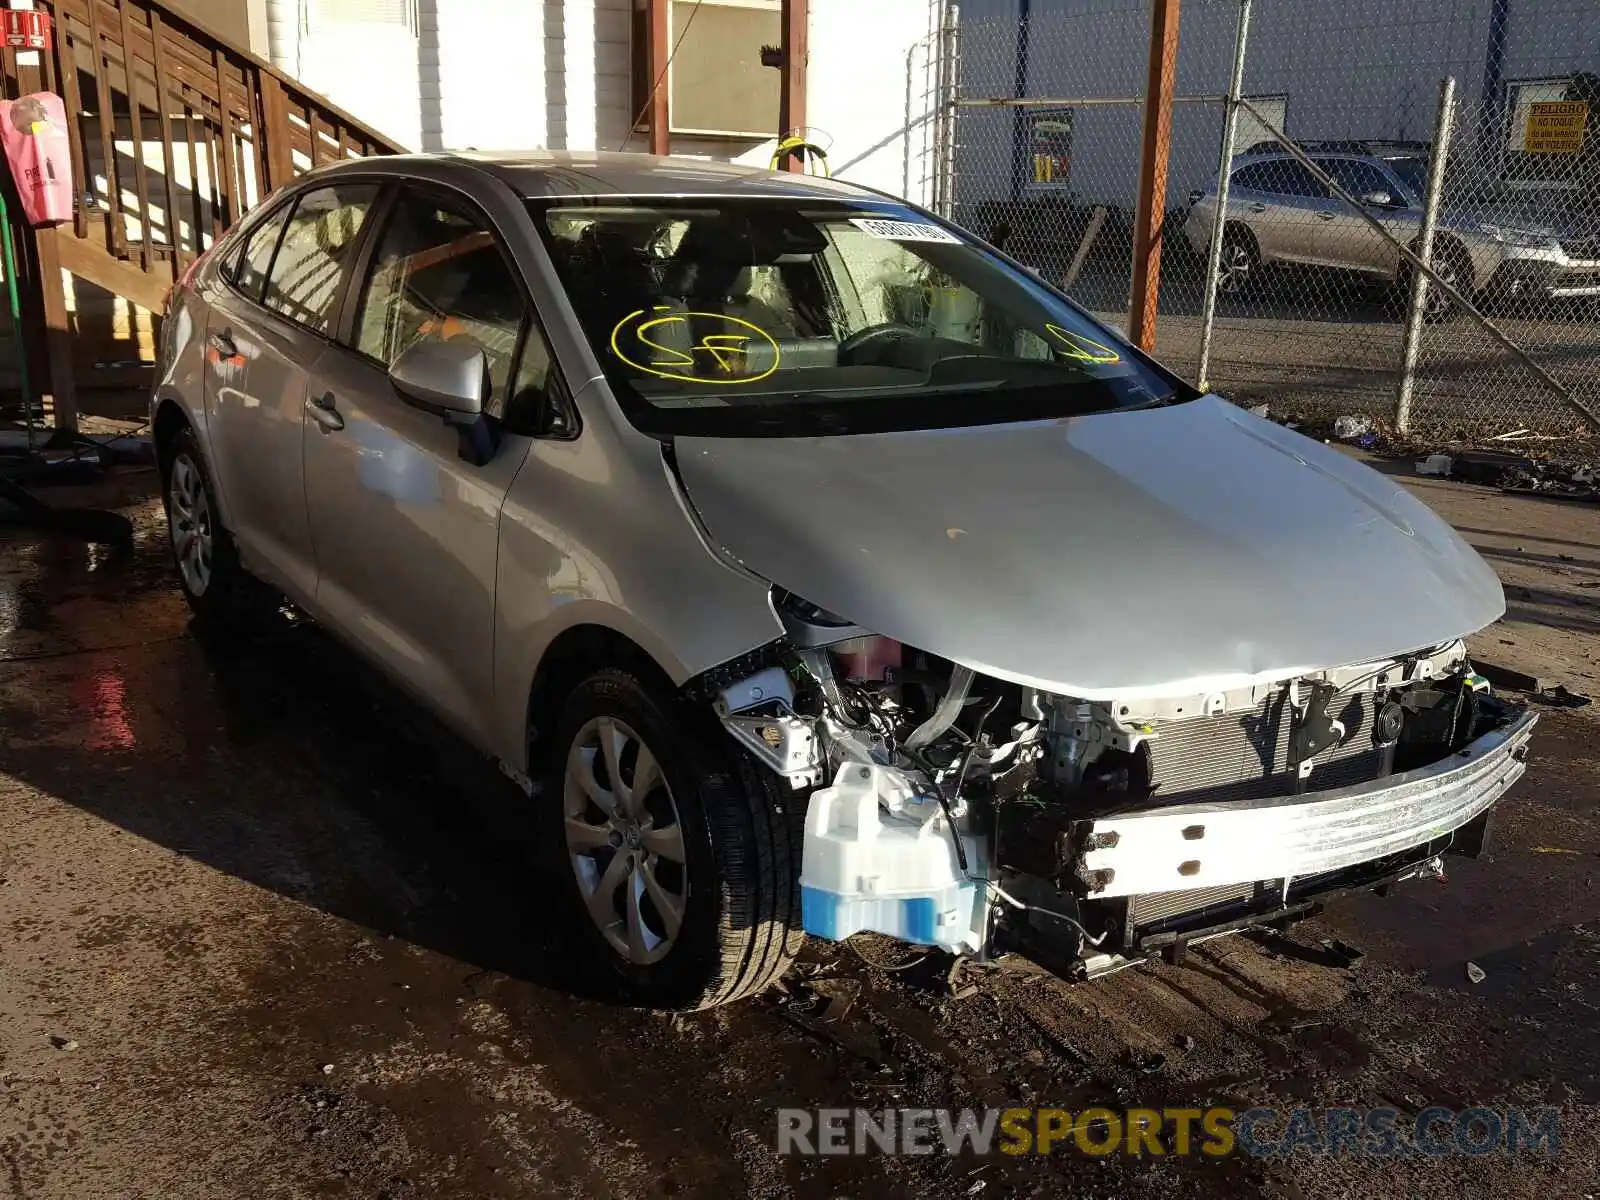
1128;882;1257;927
1144;688;1383;805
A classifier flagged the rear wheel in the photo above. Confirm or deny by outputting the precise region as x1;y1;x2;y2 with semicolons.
546;668;803;1009
161;425;277;631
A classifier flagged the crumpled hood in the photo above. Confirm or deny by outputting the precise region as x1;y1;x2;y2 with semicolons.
675;396;1504;697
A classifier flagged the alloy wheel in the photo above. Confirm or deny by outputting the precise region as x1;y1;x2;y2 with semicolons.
563;716;688;965
1422;256;1458;318
168;453;214;596
1217;238;1253;294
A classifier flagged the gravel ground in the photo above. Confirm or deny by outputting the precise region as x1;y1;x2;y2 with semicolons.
2;465;1598;1199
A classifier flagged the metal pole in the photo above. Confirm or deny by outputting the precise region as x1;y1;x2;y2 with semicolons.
903;41;917;197
1128;0;1182;351
1196;0;1251;392
1234;94;1600;438
1009;0;1031;203
1395;77;1455;433
934;2;959;218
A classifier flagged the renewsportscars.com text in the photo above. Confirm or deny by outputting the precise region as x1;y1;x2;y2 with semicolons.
776;1105;1561;1159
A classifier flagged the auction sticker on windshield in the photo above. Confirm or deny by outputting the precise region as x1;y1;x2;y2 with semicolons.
849;217;963;244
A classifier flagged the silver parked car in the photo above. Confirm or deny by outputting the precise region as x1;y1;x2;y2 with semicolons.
155;152;1535;1008
1185;140;1600;315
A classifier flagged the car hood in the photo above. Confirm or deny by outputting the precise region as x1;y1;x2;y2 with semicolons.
674;396;1504;698
1442;200;1600;242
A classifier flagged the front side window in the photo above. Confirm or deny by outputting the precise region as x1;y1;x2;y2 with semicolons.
1320;158;1402;204
354;189;529;411
532;199;1191;436
262;183;378;334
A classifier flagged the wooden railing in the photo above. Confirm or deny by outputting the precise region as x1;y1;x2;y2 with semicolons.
3;0;404;430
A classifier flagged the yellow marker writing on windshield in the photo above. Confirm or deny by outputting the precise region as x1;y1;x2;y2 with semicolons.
1045;324;1122;365
611;309;781;384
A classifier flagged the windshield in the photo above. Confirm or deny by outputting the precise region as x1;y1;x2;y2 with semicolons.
529;198;1192;436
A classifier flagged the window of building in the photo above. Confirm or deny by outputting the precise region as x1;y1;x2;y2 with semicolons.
633;0;781;138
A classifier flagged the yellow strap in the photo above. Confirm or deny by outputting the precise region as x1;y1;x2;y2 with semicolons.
769;135;831;177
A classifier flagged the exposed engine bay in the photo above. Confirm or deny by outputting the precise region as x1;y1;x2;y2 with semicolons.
703;589;1535;978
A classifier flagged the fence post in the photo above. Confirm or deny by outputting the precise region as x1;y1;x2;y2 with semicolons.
1127;0;1182;351
1394;76;1456;434
934;2;960;217
1196;0;1251;393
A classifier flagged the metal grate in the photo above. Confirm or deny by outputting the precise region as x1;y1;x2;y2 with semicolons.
1129;881;1256;927
1145;688;1382;805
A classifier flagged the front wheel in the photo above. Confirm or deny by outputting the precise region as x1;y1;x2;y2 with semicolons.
545;668;803;1009
1399;243;1474;322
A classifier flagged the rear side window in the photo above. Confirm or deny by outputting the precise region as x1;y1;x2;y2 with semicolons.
1232;159;1326;198
230;204;289;301
262;183;379;334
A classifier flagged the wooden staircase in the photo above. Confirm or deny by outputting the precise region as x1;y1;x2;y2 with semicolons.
6;0;403;432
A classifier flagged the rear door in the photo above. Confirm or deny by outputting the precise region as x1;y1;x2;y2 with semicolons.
201;182;379;601
1249;158;1334;266
300;183;543;741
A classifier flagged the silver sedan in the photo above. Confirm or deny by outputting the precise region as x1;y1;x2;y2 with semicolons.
154;152;1531;1008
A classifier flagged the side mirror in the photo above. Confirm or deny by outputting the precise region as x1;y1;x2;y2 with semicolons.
389;340;489;427
1361;189;1396;209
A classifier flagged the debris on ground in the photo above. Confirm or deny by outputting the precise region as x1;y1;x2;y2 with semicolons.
1532;684;1592;709
1333;414;1374;440
1175;1033;1196;1053
49;1036;78;1051
1416;454;1454;476
1466;961;1487;985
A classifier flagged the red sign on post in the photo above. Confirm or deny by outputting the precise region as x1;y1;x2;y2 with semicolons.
2;10;52;51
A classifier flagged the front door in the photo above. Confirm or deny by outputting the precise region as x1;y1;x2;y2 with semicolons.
301;185;540;741
1317;157;1411;278
200;184;377;601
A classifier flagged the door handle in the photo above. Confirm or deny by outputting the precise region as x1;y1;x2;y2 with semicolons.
305;390;344;432
1247;202;1267;213
1316;210;1337;221
208;328;238;357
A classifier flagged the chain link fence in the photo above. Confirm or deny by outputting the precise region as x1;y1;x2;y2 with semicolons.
918;0;1600;446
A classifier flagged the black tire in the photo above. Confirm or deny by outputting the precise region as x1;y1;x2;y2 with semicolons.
1215;224;1259;297
160;425;278;631
542;668;803;1009
1399;241;1474;323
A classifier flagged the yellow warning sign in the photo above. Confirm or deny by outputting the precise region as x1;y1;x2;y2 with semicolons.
1525;100;1588;154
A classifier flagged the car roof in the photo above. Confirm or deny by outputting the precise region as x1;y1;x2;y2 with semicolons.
316;149;886;202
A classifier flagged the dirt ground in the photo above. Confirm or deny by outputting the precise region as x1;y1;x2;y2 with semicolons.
2;462;1598;1199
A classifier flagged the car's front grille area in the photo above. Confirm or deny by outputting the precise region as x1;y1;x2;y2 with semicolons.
1561;235;1600;260
1129;882;1257;927
1144;689;1384;805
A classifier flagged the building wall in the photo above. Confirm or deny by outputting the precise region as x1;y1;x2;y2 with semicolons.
267;0;939;201
951;0;1598;210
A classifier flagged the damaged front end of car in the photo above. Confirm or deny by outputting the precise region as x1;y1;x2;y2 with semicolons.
700;589;1537;980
